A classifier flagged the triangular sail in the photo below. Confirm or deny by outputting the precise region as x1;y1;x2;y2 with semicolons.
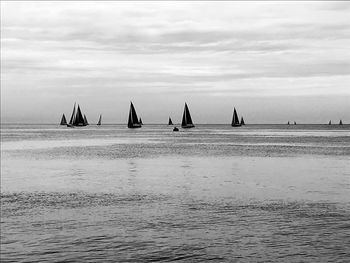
139;117;143;125
97;115;102;125
181;103;194;128
339;120;343;125
240;116;245;125
60;114;67;125
84;114;89;125
69;103;76;125
128;102;141;128
73;105;85;126
231;108;240;126
185;104;193;125
168;117;173;125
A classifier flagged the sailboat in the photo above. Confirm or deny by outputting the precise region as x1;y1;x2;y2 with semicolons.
67;103;76;127
287;121;290;125
60;114;67;125
329;120;332;125
294;121;297;125
231;107;241;127
168;117;173;125
139;117;143;125
339;120;343;125
84;114;89;125
181;103;195;128
128;102;142;128
67;103;88;127
240;116;245;125
97;115;102;126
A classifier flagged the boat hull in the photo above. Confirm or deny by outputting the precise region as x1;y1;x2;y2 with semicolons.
128;124;142;129
231;124;241;127
181;124;195;128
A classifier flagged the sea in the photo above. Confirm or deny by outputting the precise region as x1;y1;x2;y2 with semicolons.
1;124;350;262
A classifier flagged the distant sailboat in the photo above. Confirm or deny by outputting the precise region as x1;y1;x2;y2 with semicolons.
139;117;143;125
67;103;87;127
287;121;290;125
67;103;76;127
97;115;102;126
128;102;142;128
181;103;195;128
168;117;173;125
84;114;89;125
339;120;343;125
329;120;332;125
294;121;297;125
231;107;241;127
240;116;245;125
60;114;67;125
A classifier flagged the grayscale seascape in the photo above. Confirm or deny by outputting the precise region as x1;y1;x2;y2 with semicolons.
1;124;350;262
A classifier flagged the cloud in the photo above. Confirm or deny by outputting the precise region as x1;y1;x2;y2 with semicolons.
1;1;350;123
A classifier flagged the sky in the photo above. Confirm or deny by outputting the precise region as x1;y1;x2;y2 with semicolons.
1;1;350;124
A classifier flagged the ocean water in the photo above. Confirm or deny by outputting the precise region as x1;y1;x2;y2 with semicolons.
1;124;350;262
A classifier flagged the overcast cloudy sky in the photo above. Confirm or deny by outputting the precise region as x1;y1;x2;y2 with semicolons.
1;1;349;124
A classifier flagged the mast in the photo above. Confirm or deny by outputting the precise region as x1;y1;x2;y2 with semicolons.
60;114;67;125
69;103;76;125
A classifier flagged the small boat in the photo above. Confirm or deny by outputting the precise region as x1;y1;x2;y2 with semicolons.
97;115;102;126
67;103;87;127
181;103;195;128
240;116;245;125
84;114;89;125
231;107;241;127
168;117;173;125
139;117;143;125
294;121;297;125
128;101;142;128
328;120;331;125
339;120;343;125
60;114;67;125
173;127;179;132
287;121;290;125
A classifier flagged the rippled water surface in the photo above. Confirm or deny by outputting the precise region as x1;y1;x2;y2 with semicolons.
1;124;350;262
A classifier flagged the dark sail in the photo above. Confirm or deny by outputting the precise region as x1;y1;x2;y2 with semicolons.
73;105;85;126
339;120;343;125
97;115;102;126
69;103;76;125
240;116;245;125
329;120;331;125
139;117;143;125
231;108;241;127
181;103;195;128
287;121;290;125
84;114;89;125
128;102;141;128
60;114;67;125
168;117;173;125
